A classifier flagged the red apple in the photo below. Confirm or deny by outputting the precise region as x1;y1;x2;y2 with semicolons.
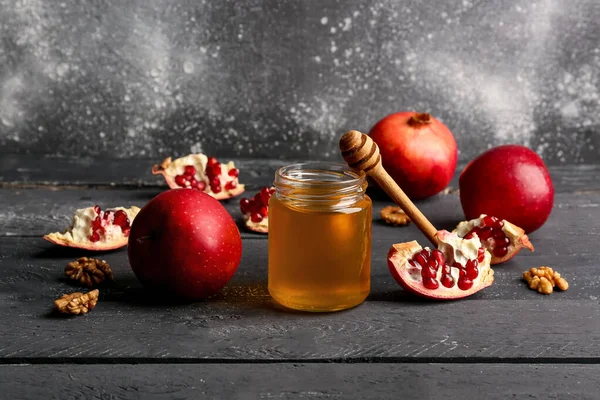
128;189;242;300
369;112;457;200
459;145;554;233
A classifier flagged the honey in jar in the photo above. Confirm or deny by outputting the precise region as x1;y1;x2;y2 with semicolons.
268;162;372;312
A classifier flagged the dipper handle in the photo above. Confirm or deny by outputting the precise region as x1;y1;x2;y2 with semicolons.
339;130;439;247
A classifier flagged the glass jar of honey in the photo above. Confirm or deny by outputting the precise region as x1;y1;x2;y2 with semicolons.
268;162;372;312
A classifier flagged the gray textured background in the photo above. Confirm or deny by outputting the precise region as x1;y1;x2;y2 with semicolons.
0;0;598;164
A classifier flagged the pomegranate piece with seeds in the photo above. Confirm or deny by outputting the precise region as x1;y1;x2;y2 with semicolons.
152;153;244;200
44;205;141;251
453;214;534;265
239;186;275;233
387;230;494;300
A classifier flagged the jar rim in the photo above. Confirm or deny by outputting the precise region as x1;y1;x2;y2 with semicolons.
274;161;365;189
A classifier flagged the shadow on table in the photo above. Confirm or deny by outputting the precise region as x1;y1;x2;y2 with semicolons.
99;278;280;310
32;245;124;259
367;289;490;303
372;217;460;232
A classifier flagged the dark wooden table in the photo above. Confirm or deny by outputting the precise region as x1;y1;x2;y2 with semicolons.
1;156;599;399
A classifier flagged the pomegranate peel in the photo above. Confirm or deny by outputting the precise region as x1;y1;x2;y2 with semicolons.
454;214;534;265
239;187;274;234
152;153;245;200
459;144;554;233
44;205;140;251
369;111;457;200
387;230;494;300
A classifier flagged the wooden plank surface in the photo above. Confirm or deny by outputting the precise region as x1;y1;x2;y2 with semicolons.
2;155;600;193
0;155;290;189
1;188;598;244
1;162;599;395
1;363;598;400
0;235;599;361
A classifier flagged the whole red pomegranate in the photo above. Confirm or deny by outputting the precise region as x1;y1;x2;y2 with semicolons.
459;145;554;233
369;112;457;200
128;189;242;300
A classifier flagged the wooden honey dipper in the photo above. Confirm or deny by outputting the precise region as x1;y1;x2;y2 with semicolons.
339;130;439;247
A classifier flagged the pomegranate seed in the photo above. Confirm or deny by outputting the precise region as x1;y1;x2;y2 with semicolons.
228;168;239;177
465;259;479;280
175;175;187;187
268;187;276;195
414;253;427;268
501;236;511;247
477;247;485;263
240;198;251;214
248;199;261;214
240;198;251;213
464;232;475;239
457;277;474;290
210;164;222;176
442;264;451;275
478;227;494;241
427;258;438;270
250;212;263;223
482;215;496;227
93;205;101;215
259;187;271;206
493;246;509;258
422;277;439;289
493;230;505;240
89;231;100;242
253;193;264;206
184;165;196;176
431;249;445;266
441;274;454;288
494;219;504;229
466;268;479;280
259;206;268;218
421;266;437;278
196;181;207;191
189;178;199;189
210;177;221;193
113;210;129;230
225;180;237;190
207;157;218;166
103;211;112;221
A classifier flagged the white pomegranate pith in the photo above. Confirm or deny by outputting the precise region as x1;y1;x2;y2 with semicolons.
453;214;534;264
152;153;245;200
44;205;140;250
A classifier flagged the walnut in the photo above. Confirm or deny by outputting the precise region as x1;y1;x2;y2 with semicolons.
528;275;541;291
380;206;411;226
523;266;568;295
54;289;99;315
556;277;569;291
538;277;553;295
65;257;113;287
